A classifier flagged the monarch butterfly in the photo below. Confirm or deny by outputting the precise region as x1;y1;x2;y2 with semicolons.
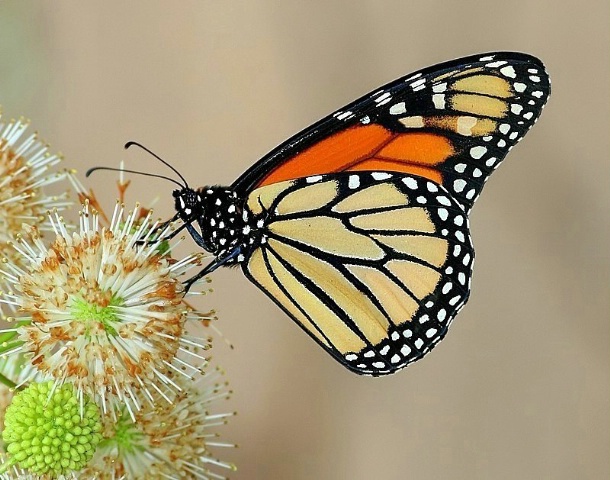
89;52;550;375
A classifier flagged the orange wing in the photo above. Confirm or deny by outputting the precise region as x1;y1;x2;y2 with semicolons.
258;125;450;187
232;52;550;213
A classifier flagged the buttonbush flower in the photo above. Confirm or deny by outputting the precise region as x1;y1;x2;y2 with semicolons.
0;107;235;478
83;363;235;479
0;116;70;318
0;204;210;418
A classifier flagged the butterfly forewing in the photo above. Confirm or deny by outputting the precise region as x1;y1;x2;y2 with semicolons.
232;52;550;213
242;172;474;375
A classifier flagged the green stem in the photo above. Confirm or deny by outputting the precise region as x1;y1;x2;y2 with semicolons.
0;340;22;356
0;371;17;390
0;330;18;345
0;319;29;350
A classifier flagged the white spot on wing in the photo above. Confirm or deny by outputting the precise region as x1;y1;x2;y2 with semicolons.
389;102;407;115
513;82;526;92
470;146;487;159
432;83;447;93
453;179;467;192
306;175;323;183
486;60;507;68
403;177;418;189
511;104;523;114
335;110;354;121
405;72;422;82
348;175;360;189
457;116;477;136
500;66;516;78
372;172;392;180
375;92;392;104
432;94;446;109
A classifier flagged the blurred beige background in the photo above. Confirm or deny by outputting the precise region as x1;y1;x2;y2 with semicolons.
1;1;608;479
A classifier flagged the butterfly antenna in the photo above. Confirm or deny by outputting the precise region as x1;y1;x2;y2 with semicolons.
124;141;189;187
85;166;185;188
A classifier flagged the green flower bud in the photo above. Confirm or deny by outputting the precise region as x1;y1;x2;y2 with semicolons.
2;381;103;476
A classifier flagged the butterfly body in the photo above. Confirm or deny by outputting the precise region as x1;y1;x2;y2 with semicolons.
168;52;550;375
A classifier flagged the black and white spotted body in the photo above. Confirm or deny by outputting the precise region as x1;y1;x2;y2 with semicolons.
173;185;268;271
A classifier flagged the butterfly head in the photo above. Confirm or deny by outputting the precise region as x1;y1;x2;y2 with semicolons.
173;187;204;222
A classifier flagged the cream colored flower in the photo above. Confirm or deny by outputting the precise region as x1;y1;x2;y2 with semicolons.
0;203;210;418
0;115;70;315
83;363;235;480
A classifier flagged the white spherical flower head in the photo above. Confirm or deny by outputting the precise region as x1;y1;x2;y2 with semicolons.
83;363;236;480
0;115;70;314
0;203;208;418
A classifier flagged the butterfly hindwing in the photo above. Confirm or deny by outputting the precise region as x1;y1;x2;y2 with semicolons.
232;52;550;212
242;172;474;375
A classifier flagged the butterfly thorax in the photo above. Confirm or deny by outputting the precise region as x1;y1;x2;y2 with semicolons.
174;185;263;264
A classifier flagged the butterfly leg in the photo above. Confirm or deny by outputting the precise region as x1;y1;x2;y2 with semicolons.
143;219;202;245
183;246;242;293
156;221;189;241
183;223;214;252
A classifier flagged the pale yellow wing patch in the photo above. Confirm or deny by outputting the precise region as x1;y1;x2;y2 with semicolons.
346;264;419;326
452;74;512;98
350;207;435;233
264;249;367;352
247;180;294;215
269;239;390;347
385;259;442;300
269;216;385;260
247;249;331;347
275;180;338;215
371;234;449;267
449;94;507;118
332;182;409;213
